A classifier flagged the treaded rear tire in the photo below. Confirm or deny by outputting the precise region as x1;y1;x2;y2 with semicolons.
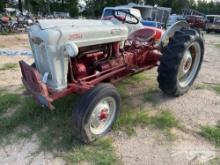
72;83;121;143
157;28;204;96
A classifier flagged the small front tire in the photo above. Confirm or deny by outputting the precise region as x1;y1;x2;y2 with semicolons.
72;83;121;143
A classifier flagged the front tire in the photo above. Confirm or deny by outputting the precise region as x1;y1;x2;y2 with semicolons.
72;83;121;143
157;28;204;96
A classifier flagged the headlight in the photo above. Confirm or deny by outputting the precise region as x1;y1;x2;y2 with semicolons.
64;42;78;57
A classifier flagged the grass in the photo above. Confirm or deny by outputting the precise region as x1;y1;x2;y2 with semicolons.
0;63;18;71
214;43;220;48
0;72;150;164
0;71;178;164
0;31;10;35
212;84;220;94
114;104;179;137
208;157;220;165
193;83;207;90
122;72;146;85
150;111;179;130
65;138;118;164
143;88;160;105
0;88;7;95
114;72;178;137
113;105;150;136
193;83;220;95
0;93;120;164
149;110;179;140
200;124;220;147
116;72;148;98
0;91;21;115
24;45;31;49
116;71;160;106
0;44;5;48
15;36;22;41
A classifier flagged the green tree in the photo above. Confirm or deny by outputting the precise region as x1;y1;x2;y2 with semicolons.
189;0;196;8
24;0;46;14
18;0;220;18
172;0;189;13
68;0;78;17
0;0;6;12
196;0;220;15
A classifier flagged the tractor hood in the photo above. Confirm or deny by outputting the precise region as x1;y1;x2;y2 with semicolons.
37;19;124;30
32;19;129;47
28;19;128;91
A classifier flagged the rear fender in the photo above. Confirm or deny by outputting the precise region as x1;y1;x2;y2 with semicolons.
158;21;189;50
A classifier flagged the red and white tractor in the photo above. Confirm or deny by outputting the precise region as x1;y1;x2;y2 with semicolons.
19;10;204;143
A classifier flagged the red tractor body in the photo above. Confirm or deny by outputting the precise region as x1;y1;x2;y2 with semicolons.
20;27;162;109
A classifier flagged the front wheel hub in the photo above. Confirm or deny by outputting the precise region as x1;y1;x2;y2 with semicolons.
99;109;109;121
89;97;116;135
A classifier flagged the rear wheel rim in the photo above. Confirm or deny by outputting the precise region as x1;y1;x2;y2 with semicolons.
89;97;116;135
178;42;201;88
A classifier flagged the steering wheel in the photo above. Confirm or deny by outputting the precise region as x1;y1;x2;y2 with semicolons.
112;9;139;25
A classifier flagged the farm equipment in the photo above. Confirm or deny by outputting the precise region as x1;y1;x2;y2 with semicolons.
182;8;206;30
0;8;17;33
12;12;34;32
186;15;206;30
0;14;16;33
19;10;204;143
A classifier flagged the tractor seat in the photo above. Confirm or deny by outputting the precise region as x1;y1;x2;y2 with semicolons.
127;28;156;43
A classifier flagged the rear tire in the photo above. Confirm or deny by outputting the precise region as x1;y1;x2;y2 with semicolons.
157;28;204;96
72;83;121;143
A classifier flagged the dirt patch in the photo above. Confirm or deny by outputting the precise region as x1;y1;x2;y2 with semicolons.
0;55;33;91
114;127;218;165
162;89;220;130
197;34;220;84
0;134;65;165
0;34;30;50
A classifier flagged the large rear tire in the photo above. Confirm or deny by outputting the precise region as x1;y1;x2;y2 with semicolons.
157;28;204;96
72;83;121;143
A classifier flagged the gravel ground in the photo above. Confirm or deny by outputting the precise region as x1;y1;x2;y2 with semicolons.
0;33;220;164
113;33;220;165
0;34;30;50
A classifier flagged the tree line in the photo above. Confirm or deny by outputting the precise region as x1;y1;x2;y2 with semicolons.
1;0;220;17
